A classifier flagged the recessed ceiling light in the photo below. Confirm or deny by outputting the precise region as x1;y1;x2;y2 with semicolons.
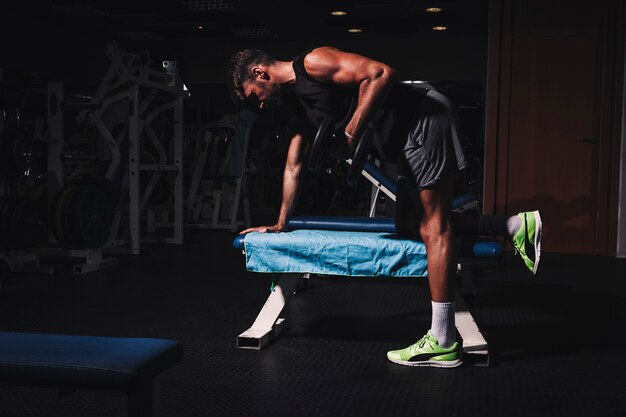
198;25;204;29
348;28;362;33
432;26;447;31
331;11;347;16
426;7;443;13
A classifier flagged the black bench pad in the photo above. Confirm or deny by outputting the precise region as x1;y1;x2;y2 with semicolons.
0;332;183;391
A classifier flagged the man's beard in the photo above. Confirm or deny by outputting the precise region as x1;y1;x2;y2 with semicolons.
264;83;283;107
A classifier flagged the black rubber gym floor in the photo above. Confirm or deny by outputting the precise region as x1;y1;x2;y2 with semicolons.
1;230;626;417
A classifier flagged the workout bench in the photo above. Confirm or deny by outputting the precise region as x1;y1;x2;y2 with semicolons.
0;332;183;416
233;160;501;366
233;221;501;366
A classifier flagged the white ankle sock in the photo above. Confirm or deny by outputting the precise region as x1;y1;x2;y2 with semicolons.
507;215;522;238
479;214;522;238
431;301;456;348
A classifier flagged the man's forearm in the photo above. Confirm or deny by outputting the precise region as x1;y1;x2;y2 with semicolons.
275;164;301;228
348;69;395;136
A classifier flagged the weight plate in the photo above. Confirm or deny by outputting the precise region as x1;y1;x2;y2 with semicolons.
309;114;336;173
75;174;117;203
61;186;83;249
52;185;76;248
72;185;113;249
347;127;374;187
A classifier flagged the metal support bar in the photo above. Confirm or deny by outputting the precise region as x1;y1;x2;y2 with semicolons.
38;248;119;275
128;86;141;254
229;127;251;232
455;290;489;366
172;94;184;244
128;378;161;417
369;187;380;218
237;274;302;349
346;158;396;202
73;257;119;274
185;131;211;221
139;164;180;172
0;251;62;275
47;82;64;208
88;88;131;180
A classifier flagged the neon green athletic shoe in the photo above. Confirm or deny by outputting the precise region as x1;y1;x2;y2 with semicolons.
387;330;462;368
512;210;542;275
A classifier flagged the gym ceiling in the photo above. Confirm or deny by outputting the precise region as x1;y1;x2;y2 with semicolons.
1;1;489;44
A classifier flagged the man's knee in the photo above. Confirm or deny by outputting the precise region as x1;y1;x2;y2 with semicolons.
419;215;453;247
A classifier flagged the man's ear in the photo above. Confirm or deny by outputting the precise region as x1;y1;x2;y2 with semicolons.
252;66;268;80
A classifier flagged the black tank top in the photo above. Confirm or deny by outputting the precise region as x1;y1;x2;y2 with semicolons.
292;49;427;162
292;49;357;130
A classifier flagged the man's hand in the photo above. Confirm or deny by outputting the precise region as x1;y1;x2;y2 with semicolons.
239;224;286;235
328;131;356;160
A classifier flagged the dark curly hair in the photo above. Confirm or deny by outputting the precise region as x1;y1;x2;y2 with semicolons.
227;49;276;106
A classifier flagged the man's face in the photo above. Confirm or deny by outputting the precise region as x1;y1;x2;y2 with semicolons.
242;78;281;109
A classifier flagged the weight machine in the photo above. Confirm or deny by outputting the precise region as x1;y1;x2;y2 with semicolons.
166;109;255;232
1;40;189;276
35;81;119;274
77;41;188;255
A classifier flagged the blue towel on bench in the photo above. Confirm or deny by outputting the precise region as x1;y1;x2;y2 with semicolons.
244;230;428;278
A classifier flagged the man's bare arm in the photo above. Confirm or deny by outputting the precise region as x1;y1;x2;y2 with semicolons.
275;131;306;229
239;132;306;234
304;46;396;143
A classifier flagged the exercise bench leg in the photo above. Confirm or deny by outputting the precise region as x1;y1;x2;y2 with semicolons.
128;378;161;417
455;290;489;366
237;274;302;349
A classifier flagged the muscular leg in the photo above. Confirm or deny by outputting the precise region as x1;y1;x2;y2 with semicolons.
387;89;468;367
396;172;457;302
396;170;457;347
418;172;456;303
386;170;463;367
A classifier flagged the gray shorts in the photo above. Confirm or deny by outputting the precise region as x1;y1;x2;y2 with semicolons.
397;90;468;190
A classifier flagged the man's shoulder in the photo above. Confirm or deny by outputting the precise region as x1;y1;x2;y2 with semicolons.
303;46;336;62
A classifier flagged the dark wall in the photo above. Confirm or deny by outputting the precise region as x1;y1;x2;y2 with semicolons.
485;0;625;255
0;10;109;89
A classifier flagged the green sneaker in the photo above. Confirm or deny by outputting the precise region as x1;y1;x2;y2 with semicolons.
387;330;462;368
511;210;542;275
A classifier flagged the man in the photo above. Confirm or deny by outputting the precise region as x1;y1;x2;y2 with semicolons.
227;47;541;368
